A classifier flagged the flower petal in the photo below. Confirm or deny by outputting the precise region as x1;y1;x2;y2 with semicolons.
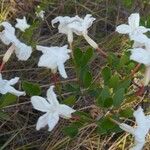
31;96;51;112
47;113;59;131
46;86;59;106
116;24;131;34
59;104;76;118
119;123;135;134
133;106;147;127
128;13;140;28
57;61;68;78
130;48;150;66
7;86;25;97
144;66;150;86
8;77;19;85
36;113;49;130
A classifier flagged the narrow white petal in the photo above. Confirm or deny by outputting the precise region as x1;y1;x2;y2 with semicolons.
128;13;140;28
8;77;19;85
119;123;135;134
57;61;68;78
31;96;51;112
36;113;49;130
116;24;131;34
7;86;25;97
59;104;76;118
47;113;59;131
46;86;59;106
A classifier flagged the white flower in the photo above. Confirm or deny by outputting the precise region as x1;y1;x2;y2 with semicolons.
119;107;150;150
0;73;25;97
15;16;30;32
36;10;45;20
130;39;150;85
36;45;71;78
116;13;150;39
51;14;98;49
0;22;32;61
31;86;75;131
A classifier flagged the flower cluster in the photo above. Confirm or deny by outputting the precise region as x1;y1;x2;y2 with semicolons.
0;9;150;149
116;13;150;86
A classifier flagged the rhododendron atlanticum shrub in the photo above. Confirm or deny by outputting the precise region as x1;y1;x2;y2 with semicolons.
0;6;150;150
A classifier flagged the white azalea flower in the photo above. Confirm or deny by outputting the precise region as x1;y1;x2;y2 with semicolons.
15;16;30;32
36;45;71;78
0;22;32;61
130;38;150;85
36;10;45;20
116;13;150;39
31;86;75;131
0;73;25;97
119;107;150;150
51;14;98;49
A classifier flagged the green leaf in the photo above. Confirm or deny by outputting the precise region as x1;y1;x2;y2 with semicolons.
63;96;76;106
81;48;93;67
97;116;121;135
0;94;17;108
109;74;120;89
75;111;93;123
63;122;82;138
74;48;83;67
103;98;113;108
82;70;92;87
97;86;110;107
22;81;41;96
101;67;111;85
113;88;125;107
119;107;133;118
123;0;134;8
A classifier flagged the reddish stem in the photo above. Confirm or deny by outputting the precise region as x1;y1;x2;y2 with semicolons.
0;61;5;73
96;47;108;58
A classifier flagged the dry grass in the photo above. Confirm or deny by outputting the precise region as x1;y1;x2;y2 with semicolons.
0;0;150;150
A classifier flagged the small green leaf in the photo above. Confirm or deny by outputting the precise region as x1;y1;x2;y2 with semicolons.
74;48;83;67
101;67;111;85
81;48;93;67
109;74;120;89
63;96;76;106
22;81;41;96
82;70;92;87
123;0;134;8
63;122;82;138
0;94;17;108
75;111;92;123
113;88;125;107
97;86;110;107
97;116;121;135
103;98;113;108
119;107;133;118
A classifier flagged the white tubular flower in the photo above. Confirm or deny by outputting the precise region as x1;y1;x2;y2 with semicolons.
119;107;150;150
116;13;150;39
15;16;30;32
0;73;25;97
15;42;32;61
130;38;150;85
36;45;71;79
36;10;45;20
51;14;98;49
31;86;75;131
0;22;32;61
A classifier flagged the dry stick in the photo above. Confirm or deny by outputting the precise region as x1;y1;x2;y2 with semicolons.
0;44;15;72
